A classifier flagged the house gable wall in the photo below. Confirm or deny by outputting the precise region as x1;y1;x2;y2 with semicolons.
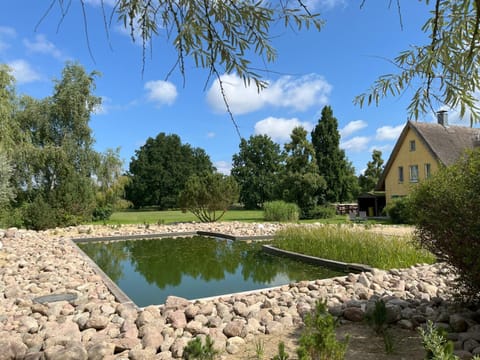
384;127;439;203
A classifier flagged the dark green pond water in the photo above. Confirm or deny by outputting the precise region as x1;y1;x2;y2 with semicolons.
79;236;343;307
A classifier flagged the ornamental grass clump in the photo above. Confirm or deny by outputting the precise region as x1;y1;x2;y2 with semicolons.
263;201;300;222
273;225;435;269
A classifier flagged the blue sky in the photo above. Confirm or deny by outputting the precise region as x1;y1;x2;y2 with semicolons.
1;1;475;175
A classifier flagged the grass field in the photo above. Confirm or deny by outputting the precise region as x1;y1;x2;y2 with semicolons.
93;209;364;225
95;209;265;225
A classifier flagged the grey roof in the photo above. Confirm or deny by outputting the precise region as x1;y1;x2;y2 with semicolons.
411;121;480;166
376;121;480;190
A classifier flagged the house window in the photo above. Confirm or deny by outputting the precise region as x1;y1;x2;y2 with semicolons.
409;140;416;151
398;166;404;183
425;163;431;178
410;165;419;182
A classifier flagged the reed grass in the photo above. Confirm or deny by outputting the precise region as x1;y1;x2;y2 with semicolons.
272;225;435;270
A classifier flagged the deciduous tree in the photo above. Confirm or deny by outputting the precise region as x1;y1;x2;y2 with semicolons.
279;127;326;218
359;149;385;193
231;135;283;209
178;172;239;222
0;65;17;216
126;133;214;209
12;62;101;228
94;148;130;220
0;153;14;213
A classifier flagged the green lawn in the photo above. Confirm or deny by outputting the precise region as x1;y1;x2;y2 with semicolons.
94;209;388;226
95;209;265;225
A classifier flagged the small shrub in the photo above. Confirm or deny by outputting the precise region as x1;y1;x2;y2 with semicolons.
297;300;348;360
22;196;58;230
0;206;24;228
178;173;239;223
272;341;289;360
263;201;300;222
308;205;336;219
419;321;457;360
410;149;480;301
92;205;113;222
366;299;394;354
183;335;218;360
254;339;265;359
385;196;413;224
366;299;388;335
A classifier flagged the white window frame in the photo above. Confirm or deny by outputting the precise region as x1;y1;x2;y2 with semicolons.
425;163;431;179
409;165;419;183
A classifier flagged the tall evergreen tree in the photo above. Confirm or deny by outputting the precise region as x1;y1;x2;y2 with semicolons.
231;135;283;209
126;133;214;209
359;149;385;193
311;106;358;203
279;127;326;218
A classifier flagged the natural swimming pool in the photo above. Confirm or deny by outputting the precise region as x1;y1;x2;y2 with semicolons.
78;236;344;307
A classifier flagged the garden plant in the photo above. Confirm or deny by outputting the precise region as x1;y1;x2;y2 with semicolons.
273;225;435;269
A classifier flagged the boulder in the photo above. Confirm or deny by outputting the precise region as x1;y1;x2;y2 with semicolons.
87;341;115;360
223;320;247;338
167;310;187;329
226;336;245;354
343;307;365;322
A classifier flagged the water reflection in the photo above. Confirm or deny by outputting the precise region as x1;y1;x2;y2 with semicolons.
79;236;342;306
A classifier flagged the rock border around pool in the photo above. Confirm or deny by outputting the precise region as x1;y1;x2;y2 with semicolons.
2;224;479;359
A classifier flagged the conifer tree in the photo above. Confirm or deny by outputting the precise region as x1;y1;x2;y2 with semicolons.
311;106;359;203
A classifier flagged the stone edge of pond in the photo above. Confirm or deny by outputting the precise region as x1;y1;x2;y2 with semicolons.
262;244;373;273
70;231;277;309
70;238;137;309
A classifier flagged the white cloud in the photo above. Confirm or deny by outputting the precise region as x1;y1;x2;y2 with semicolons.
0;26;16;52
144;80;178;106
369;144;393;155
341;136;370;152
206;73;332;115
93;97;140;115
375;124;404;140
304;0;346;10
214;161;231;175
7;60;41;84
254;117;314;142
23;34;65;60
340;120;367;138
0;26;16;37
207;132;216;138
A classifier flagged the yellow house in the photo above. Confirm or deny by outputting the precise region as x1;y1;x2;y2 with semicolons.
376;112;480;204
